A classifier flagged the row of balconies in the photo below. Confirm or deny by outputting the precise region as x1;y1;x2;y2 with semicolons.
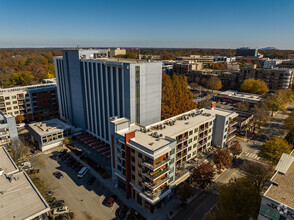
142;175;169;190
142;157;170;171
142;167;169;181
177;136;188;144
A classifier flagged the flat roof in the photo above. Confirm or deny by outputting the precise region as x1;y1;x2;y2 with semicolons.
216;90;262;103
115;109;215;152
0;83;56;95
0;147;19;175
202;107;238;117
82;58;161;64
28;118;72;136
0;171;50;220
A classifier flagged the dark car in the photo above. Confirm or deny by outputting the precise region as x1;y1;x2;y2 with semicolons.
75;165;83;173
54;200;65;207
87;176;96;186
106;195;117;207
53;171;63;179
118;206;129;219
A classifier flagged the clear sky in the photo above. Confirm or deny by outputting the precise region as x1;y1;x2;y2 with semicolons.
0;0;294;49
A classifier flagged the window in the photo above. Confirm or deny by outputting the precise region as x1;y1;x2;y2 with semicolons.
194;128;198;133
7;107;12;110
117;165;122;171
132;165;135;171
188;154;191;159
12;101;17;104
210;121;212;126
131;156;135;162
208;136;211;140
194;136;197;141
12;96;16;99
138;153;142;158
6;102;11;105
225;128;227;132
13;106;18;109
226;121;228;125
169;167;174;174
138;164;142;168
169;158;174;165
170;148;175;155
188;146;192;151
209;128;212;133
135;66;140;123
131;174;135;181
26;104;31;107
193;144;197;149
138;173;142;178
193;151;196;156
131;149;135;153
5;97;9;100
189;138;192;143
189;130;193;136
169;176;174;183
224;135;226;139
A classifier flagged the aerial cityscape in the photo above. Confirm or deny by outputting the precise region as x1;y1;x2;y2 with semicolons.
0;0;294;220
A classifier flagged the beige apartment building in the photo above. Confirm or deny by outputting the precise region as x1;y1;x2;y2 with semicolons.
109;106;238;213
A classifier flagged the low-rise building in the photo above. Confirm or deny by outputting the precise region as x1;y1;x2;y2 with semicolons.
173;60;202;75
216;90;262;104
0;81;58;121
109;106;238;213
258;152;294;220
28;118;73;151
109;48;126;57
0;146;50;220
0;112;18;148
176;55;214;65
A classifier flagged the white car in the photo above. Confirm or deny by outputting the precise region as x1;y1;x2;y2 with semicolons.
52;206;70;215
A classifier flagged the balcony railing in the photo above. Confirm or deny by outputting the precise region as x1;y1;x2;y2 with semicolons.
227;134;236;142
228;128;237;134
143;190;161;199
142;157;170;171
230;121;238;127
177;136;188;144
142;175;169;190
142;167;169;180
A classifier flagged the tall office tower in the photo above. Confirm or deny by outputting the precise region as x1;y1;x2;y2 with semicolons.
54;49;162;144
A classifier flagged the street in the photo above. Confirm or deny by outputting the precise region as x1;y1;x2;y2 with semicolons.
30;149;119;220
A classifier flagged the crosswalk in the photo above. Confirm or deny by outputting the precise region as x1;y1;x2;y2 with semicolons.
242;152;263;161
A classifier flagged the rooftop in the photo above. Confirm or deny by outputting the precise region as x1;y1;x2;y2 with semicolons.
264;153;294;209
114;108;215;153
82;57;161;64
216;90;262;103
0;171;50;220
28;118;72;136
0;146;19;175
0;83;56;95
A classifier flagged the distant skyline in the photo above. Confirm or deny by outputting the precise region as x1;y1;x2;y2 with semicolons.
1;0;294;49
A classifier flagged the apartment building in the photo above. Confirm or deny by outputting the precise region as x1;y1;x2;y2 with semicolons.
278;60;294;68
236;47;258;57
240;66;294;90
54;49;162;144
173;61;202;75
176;55;214;65
109;48;126;57
0;82;58;121
109;106;238;213
0;112;18;147
258;153;294;220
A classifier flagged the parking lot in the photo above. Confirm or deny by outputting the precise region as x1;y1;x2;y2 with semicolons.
30;148;120;220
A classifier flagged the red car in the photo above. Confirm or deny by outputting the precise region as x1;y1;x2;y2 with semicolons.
106;195;117;207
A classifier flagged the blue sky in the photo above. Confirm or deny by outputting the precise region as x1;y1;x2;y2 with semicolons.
0;0;293;49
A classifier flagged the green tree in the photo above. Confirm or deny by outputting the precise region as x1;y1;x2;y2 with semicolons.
240;78;269;95
205;76;222;92
217;178;261;220
192;163;215;189
259;137;291;164
240;161;274;193
213;148;233;170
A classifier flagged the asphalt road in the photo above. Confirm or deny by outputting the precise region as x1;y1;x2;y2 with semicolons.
172;168;240;220
31;150;119;220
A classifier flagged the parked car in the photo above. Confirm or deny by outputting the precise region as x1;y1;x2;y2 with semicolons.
27;169;40;174
106;195;117;207
54;200;65;207
52;206;70;215
77;167;89;178
87;176;96;186
53;171;63;179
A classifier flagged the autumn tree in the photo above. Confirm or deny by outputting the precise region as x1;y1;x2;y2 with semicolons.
240;78;269;95
177;182;193;203
15;115;25;124
235;102;250;112
161;74;196;119
213;148;233;170
229;140;242;156
264;92;287;116
284;110;294;143
192;163;215;189
63;137;71;147
217;178;261;219
205;76;222;92
240;161;274;193
259;137;291;164
252;103;269;129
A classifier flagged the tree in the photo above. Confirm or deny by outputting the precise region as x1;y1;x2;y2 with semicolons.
205;76;222;92
252;103;269;129
264;93;287;116
192;163;215;189
177;182;193;202
15;114;24;124
63;137;71;147
235;102;250;112
240;78;269;95
161;74;176;119
259;137;291;165
217;178;261;219
229;140;242;156
240;161;274;193
213;149;233;170
284;110;294;143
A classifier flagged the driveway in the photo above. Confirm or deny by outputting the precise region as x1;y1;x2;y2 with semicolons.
30;150;119;220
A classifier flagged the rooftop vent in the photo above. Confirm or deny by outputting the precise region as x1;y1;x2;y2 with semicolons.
149;142;154;146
